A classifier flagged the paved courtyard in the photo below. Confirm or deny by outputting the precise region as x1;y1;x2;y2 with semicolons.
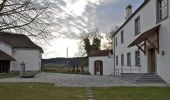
0;73;167;87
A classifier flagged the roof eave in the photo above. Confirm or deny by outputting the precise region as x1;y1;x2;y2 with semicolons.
13;47;44;53
112;0;150;37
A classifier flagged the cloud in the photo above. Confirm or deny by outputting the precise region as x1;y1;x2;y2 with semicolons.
44;0;144;39
43;38;78;58
41;0;144;58
48;0;121;39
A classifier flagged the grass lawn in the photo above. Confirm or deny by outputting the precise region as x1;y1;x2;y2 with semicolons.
1;83;170;100
93;87;170;100
0;72;19;79
0;83;86;100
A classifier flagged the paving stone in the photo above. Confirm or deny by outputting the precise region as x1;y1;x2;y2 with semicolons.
87;95;94;98
86;93;93;95
0;72;168;87
88;98;94;100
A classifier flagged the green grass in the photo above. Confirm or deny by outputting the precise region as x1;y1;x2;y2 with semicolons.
0;83;170;100
0;72;19;79
93;87;170;100
0;83;86;100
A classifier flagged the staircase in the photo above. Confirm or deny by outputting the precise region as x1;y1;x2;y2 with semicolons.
121;73;166;83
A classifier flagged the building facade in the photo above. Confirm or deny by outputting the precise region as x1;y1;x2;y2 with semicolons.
89;50;114;75
0;32;43;73
113;0;170;83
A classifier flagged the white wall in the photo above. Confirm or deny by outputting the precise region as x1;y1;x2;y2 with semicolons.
0;42;12;56
113;0;170;83
11;49;42;71
156;0;170;83
114;1;156;74
89;56;114;75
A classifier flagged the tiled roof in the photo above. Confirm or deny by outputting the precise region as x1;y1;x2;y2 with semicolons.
0;32;43;53
0;50;15;61
89;50;112;57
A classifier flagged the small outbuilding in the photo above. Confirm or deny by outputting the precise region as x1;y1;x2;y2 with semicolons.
0;32;43;73
88;50;114;76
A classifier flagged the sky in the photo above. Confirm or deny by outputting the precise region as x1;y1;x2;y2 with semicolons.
42;0;144;59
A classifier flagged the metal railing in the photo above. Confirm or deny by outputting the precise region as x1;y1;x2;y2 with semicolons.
112;65;141;76
121;65;141;73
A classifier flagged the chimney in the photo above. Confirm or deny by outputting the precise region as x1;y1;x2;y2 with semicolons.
125;4;133;20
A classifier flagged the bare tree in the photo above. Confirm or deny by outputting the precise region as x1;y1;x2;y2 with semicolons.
102;38;112;50
102;26;119;50
0;0;61;40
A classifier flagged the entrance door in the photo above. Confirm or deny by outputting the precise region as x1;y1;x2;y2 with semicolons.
148;49;156;74
94;60;103;75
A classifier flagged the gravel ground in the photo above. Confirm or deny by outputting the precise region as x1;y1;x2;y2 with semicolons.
0;72;168;87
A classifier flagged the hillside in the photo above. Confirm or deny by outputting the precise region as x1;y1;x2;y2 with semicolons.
42;57;88;67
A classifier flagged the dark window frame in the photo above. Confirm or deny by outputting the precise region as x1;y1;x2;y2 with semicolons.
121;54;124;66
115;38;117;47
127;52;131;66
121;30;124;44
135;50;141;67
116;55;118;66
156;0;169;23
135;16;141;36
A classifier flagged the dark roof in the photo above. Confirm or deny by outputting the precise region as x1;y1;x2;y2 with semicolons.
0;32;43;53
128;24;160;47
89;50;112;57
0;50;15;61
112;0;150;37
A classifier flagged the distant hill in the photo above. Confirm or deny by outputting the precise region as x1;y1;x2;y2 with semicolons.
42;57;88;67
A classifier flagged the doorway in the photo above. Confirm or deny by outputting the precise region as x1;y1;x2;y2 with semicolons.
0;61;10;73
148;49;156;74
94;60;103;75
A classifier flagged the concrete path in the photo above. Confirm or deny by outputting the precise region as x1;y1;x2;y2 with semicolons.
0;72;168;87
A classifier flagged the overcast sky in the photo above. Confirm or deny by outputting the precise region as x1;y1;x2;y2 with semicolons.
42;0;144;59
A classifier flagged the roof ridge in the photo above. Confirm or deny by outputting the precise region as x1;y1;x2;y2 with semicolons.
0;32;43;53
0;31;25;35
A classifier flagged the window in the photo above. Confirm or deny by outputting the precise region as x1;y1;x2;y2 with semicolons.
135;51;141;66
135;17;140;36
121;54;124;66
116;55;118;66
157;0;168;22
121;31;124;44
115;38;117;47
127;52;131;66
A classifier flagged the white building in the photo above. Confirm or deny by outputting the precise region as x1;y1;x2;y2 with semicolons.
0;32;43;73
112;0;170;83
89;50;114;75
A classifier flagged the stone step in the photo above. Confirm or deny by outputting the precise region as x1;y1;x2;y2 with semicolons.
136;80;165;83
122;76;164;81
121;73;166;83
